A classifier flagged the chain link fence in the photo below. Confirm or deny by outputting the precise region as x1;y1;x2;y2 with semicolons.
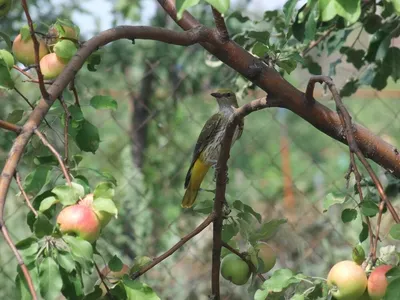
1;49;400;299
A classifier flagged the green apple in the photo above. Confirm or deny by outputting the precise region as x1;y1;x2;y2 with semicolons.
249;242;277;273
221;253;251;285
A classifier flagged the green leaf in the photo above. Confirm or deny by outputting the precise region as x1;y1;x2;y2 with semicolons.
249;219;287;244
385;276;400;300
340;47;365;69
232;200;262;223
60;269;84;299
0;31;12;50
39;196;58;212
193;199;214;214
34;213;53;238
93;181;115;199
276;58;297;74
205;0;230;14
261;269;302;293
360;200;379;217
54;40;77;62
389;224;400;240
341;208;357;223
176;0;200;19
93;197;118;216
52;185;79;206
16;263;40;300
71;182;85;198
15;237;39;264
252;42;270;57
109;255;124;272
364;15;382;34
323;192;346;212
0;60;14;89
359;66;376;86
90;95;118;111
24;166;52;195
222;222;239;242
352;244;366;265
305;4;318;42
123;280;160;300
359;222;369;243
283;0;298;25
75;120;100;153
39;257;63;300
87;51;101;72
304;56;322;75
131;256;152;273
64;235;93;261
383;47;400;82
34;155;58;166
7;110;24;123
334;0;361;23
340;79;359;97
83;286;103;300
291;294;305;300
319;0;337;22
57;251;76;273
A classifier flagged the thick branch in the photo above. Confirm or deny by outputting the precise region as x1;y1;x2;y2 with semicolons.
158;0;400;178
0;25;218;219
131;213;216;279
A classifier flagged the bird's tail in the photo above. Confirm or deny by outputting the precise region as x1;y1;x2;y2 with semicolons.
182;158;210;208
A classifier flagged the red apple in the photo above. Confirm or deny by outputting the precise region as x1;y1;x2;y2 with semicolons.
249;242;277;273
79;194;114;228
12;33;48;66
221;253;251;285
368;265;392;300
57;204;101;243
327;260;367;300
39;53;66;79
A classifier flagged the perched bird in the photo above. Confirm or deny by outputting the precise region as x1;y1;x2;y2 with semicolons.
182;89;244;208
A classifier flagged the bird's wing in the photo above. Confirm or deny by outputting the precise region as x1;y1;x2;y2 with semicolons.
184;113;222;188
237;118;244;140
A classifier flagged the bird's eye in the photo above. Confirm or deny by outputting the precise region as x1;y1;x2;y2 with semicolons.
226;93;231;97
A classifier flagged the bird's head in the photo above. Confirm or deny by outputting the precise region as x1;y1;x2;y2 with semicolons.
210;89;239;109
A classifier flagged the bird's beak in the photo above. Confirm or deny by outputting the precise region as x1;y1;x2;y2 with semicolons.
211;92;221;98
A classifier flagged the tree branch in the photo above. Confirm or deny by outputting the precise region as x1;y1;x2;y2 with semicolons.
131;212;216;280
221;241;266;281
306;76;400;263
0;120;21;133
211;7;229;41
14;172;38;216
34;129;72;186
212;96;270;299
21;0;49;99
157;0;400;178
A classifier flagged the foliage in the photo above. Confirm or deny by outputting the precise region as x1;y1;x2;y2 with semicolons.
1;0;400;299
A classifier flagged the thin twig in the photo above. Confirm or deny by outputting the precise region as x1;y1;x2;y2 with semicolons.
211;7;229;41
68;79;80;107
14;172;38;216
306;76;400;262
34;129;72;186
0;225;37;299
0;120;21;134
21;0;49;99
131;213;216;280
221;241;266;281
13;65;35;80
14;87;53;129
302;25;336;57
94;262;114;300
58;96;71;167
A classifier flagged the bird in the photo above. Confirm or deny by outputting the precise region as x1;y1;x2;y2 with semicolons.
182;89;244;208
